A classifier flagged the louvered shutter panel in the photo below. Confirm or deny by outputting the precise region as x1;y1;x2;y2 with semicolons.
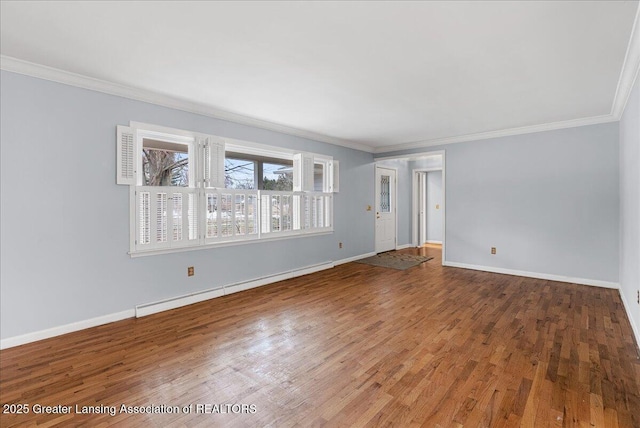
117;125;136;185
330;160;339;193
303;155;314;191
203;136;225;188
293;153;314;191
293;154;302;191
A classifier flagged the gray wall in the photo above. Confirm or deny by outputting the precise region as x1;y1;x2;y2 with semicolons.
0;69;628;342
381;123;620;283
620;75;640;338
0;71;375;340
426;171;443;242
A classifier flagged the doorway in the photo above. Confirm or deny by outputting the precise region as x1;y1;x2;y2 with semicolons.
375;166;397;253
416;170;443;245
411;151;445;264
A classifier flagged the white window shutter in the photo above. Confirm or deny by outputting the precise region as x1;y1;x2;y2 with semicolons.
117;125;136;185
330;160;339;193
203;136;225;188
293;153;314;192
303;155;314;191
293;154;302;191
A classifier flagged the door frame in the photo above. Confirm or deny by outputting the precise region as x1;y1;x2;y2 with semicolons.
374;165;398;253
411;151;446;265
416;171;429;245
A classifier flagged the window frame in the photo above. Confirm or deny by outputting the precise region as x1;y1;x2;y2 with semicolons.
119;122;337;257
138;130;196;187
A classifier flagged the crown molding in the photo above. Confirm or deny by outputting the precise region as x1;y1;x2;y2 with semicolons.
611;2;640;119
0;55;374;153
2;49;633;157
373;114;618;154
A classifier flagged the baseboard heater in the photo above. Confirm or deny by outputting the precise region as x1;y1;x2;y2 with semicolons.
135;261;334;318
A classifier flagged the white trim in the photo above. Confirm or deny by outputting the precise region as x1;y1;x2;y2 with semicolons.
412;167;444;247
130;230;333;258
225;138;296;160
0;310;135;350
373;115;617;154
137;262;334;317
0;55;373;153
226;262;333;295
441;152;447;265
136;288;225;318
2;55;629;157
618;289;640;351
375;153;445;162
443;261;620;289
408;150;446;265
396;244;413;250
333;252;377;266
2;262;336;348
611;4;640;119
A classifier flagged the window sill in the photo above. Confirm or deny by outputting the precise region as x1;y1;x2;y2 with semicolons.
129;229;333;258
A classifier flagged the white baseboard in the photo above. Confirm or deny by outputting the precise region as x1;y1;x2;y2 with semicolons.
139;262;334;316
396;244;413;250
0;309;135;350
2;262;336;349
618;289;640;351
136;288;225;317
223;262;333;296
334;252;377;265
425;240;442;244
442;261;620;289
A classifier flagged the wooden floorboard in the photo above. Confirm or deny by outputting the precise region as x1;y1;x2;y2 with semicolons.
1;246;639;427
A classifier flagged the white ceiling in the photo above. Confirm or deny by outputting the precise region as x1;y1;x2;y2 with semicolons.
1;1;638;153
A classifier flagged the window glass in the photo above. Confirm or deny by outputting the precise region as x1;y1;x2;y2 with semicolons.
263;162;293;191
380;175;390;213
314;163;325;192
142;138;189;186
225;158;255;189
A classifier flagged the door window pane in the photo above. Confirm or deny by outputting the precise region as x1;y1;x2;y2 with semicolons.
380;175;390;213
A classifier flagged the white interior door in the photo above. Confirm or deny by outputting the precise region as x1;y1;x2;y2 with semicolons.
375;166;396;253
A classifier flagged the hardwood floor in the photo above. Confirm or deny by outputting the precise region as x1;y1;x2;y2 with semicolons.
1;246;639;427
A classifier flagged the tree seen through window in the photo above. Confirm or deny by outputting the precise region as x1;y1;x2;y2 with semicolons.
141;138;189;186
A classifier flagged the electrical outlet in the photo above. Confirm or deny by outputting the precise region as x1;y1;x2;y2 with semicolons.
187;266;194;277
339;242;343;249
491;247;496;255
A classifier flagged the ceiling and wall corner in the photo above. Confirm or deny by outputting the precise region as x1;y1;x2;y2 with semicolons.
1;1;638;154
